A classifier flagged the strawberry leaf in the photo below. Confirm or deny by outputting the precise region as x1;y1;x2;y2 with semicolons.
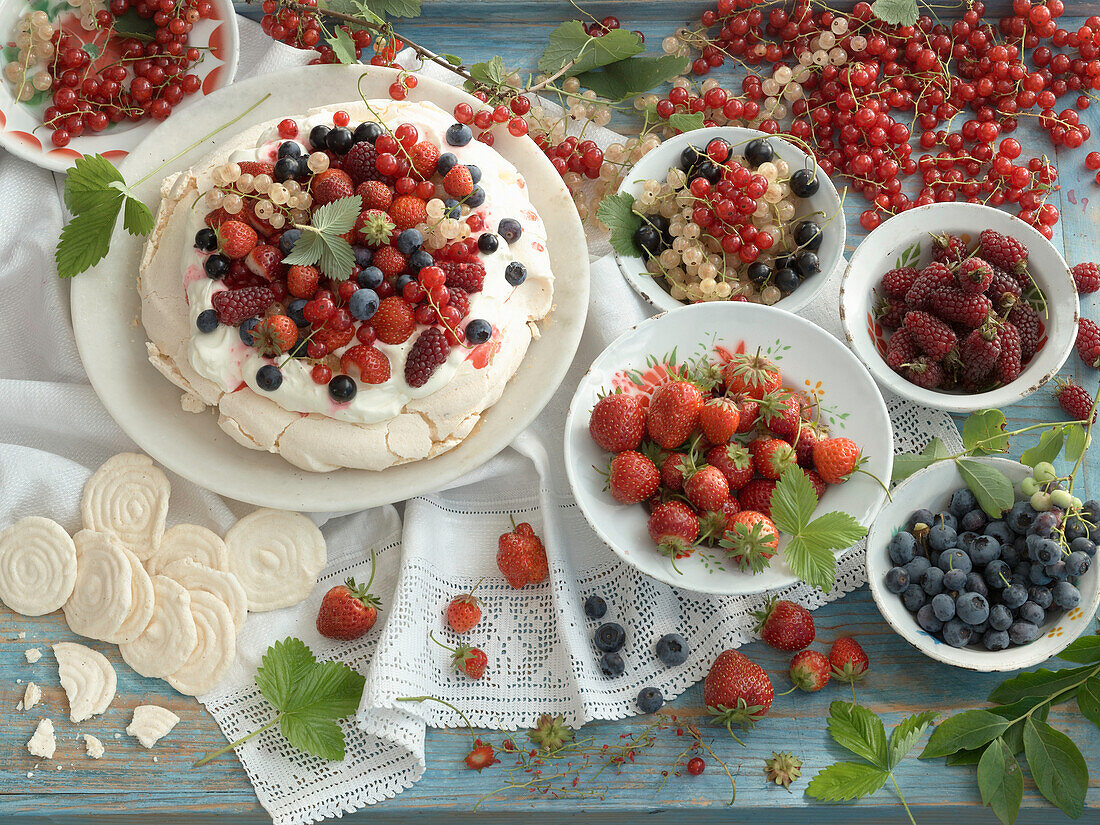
63;153;124;214
538;20;643;76
770;467;817;535
283;195;360;281
828;701;889;769
123;195;154;236
597;191;642;258
56;198;124;279
889;710;937;769
806;761;889;801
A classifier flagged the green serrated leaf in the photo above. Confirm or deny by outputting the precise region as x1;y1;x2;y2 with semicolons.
55;197;124;278
469;55;508;87
440;53;462;66
956;458;1015;519
597;191;642;259
920;710;1011;759
1023;717;1087;819
576;54;688;102
828;701;888;769
1076;677;1100;729
311;194;361;235
888;710;937;769
362;0;420;17
122;195;154;236
871;0;918;26
770;468;817;535
330;26;360;65
256;638;317;711
806;761;889;801
282;230;324;267
538;20;643;76
280;711;347;761
668;111;707;133
1064;424;1089;463
1020;426;1066;468
285;659;365;719
783;535;838;593
988;665;1093;705
977;738;1022;825
318;236;356;282
962;409;1009;454
64;153;125;215
1059;634;1100;664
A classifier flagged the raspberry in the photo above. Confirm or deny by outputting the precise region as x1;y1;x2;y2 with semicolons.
874;294;907;329
405;326;451;387
905;262;953;310
931;288;992;328
1076;317;1100;368
904;310;957;360
986;268;1022;312
903;355;945;389
448;286;470;319
957;257;994;294
885;328;919;371
979;229;1029;274
356;180;393;210
389;195;427;230
340;344;391;384
995;322;1022;384
343;141;393;186
408;141;440;180
373;245;408;278
210;286;275;326
442;164;474;198
1053;378;1097;422
1008;303;1042;361
439;260;486;292
372;296;416;344
930;232;966;266
1072;262;1100;295
880;266;919;297
959;325;1002;385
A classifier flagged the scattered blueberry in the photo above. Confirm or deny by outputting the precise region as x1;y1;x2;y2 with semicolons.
287;299;309;327
904;556;931;580
655;633;689;666
956;592;989;625
505;261;527;286
594;622;626;653
446;123;473;146
961;510;988;533
1008;501;1037;534
908;508;934;531
328;375;357;403
280;228;303;256
498;218;523;243
988;604;1013;631
409;250;434;272
274;156;299;182
442;198;461;219
465;319;492;344
965;572;989;598
1018;600;1045;625
921;566;945;595
358;265;384;289
1071;536;1097;557
195;227;217;251
395;273;414;295
1002;583;1028;609
395;228;423;255
984;520;1014;545
599;651;625;677
255;364;282;391
885;566;910;593
636;686;664;714
1028;586;1053;609
584;595;607;620
888;532;917;565
1045;560;1069;580
239;316;260;345
349;288;379;321
466;186;487;208
928;523;958;551
944;567;968;591
937;549;972;574
1008;621;1039;645
478;233;500;254
902;583;927;612
950;488;978;516
204;254;230;279
437;152;459;175
196;309;218;333
984;629;1011;650
467;164;482;184
1065;550;1091;576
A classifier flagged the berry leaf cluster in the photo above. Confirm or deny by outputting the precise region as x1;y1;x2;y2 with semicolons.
468;55;510;90
870;0;918;27
576;54;688;102
330;25;362;64
537;20;644;76
597;191;643;259
283;194;362;281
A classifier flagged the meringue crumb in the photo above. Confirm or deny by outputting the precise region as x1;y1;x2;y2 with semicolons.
24;648;42;663
152;756;159;762
84;735;104;760
17;631;26;639
23;682;41;711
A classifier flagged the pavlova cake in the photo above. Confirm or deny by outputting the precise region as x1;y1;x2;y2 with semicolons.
139;99;554;472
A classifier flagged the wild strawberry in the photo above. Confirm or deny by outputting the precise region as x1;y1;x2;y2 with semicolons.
957;257;995;293
311;168;355;206
237;160;274;178
344;141;391;186
706;443;754;490
646;380;704;449
211;286;276;326
464;740;498;771
880;265;919;298
754;598;815;652
286;264;320;298
390;194;427;230
754;438;797;480
986;267;1022;311
758;391;801;438
661;452;691;491
931;288;992;328
812;437;863;484
529;713;574;752
341;344;391;384
699;397;741;444
828;636;869;683
764;751;804;790
874;294;908;329
605;451;659;504
372;245;407;278
1008;302;1042;361
979;228;1028;274
1077;318;1100;368
904;310;957;360
204;207;231;229
685;465;729;512
731;393;760;432
738;478;776;517
804;469;827;499
311;316;354;352
959;324;1002;384
703;650;774;733
442;164;474;198
723;350;782;399
1054;378;1096;422
439;260;486;292
433;633;488;679
905;262;954;309
903;356;945;389
648;501;700;559
497;518;549;588
788;649;831;692
316;560;381;641
447;286;470;319
995;322;1022;385
405;327;451;387
372;297;416;344
245;244;284;281
356;209;397;247
929;231;966;266
445;580;483;633
409;141;440;180
720;510;779;573
885;328;920;371
253;314;299;354
1072;262;1100;295
356;180;394;210
217;220;258;259
699;496;742;542
588;391;646;453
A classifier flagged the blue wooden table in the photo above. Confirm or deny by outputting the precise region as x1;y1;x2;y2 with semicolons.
3;1;1100;822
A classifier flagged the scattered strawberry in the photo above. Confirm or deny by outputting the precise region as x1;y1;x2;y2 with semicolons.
813;437;862;485
706;443;754;490
464;739;498;771
372;245;407;278
1077;317;1100;368
699;397;741;444
356;180;393;210
804;469;828;499
588;392;646;453
1053;378;1096;423
957;257;994;294
528;713;575;752
217;220;258;260
648;501;700;559
754;437;797;480
793;424;824;467
703;649;774;735
979;228;1028;274
646;380;704;449
390;194;427;230
286;264;320;298
828;636;869;684
720;510;779;573
311;316;354;352
606;450;659;504
1072;262;1100;295
723;350;782;399
442;164;474;198
340;344;391;384
445;579;483;633
356;209;396;247
754;598;815;651
432;632;488;679
245;244;284;281
788;649;831;692
372;296;416;345
405;327;451;387
211;285;275;326
737;478;776;517
731;393;761;432
409;141;440;180
684;465;729;512
311;168;355;206
253;314;299;354
661;451;691;492
316;553;381;640
236;160;274;178
497;518;549;588
758;391;801;438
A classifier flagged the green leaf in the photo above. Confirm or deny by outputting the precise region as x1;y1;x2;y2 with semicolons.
977;737;1023;825
56;198;123;279
770;467;817;536
920;710;1011;759
827;701;888;768
469;55;508;87
1020;426;1067;468
962;409;1009;454
988;665;1094;705
576;54;688;101
256;638;317;711
1023;717;1087;819
122;196;154;236
783;535;838;593
1064;424;1089;463
871;0;918;26
318;236;356;283
956;458;1015;519
945;747;985;766
439;53;462;66
283;195;361;281
64;153;124;214
330;26;360;65
668;111;707;133
282;230;323;266
597;192;642;259
361;0;420;17
1076;677;1100;729
1059;635;1100;664
538;20;644;76
806;761;889;802
280;712;347;762
888;710;937;769
286;659;365;719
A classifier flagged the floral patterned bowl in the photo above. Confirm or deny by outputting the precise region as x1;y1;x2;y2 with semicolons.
0;0;237;172
563;301;893;596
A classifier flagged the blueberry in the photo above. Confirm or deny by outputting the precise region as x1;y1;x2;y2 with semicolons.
968;535;1001;566
982;560;1010;589
358;265;384;289
946;489;975;517
353;121;382;144
584;594;607;620
394;273;414;295
255;364;282;391
466;186;486;208
594;622;626;653
957;531;978;550
775;268;802;294
505;261;527;286
938;549;972;574
1002;583;1029;610
443;198;461;219
327;126;353;154
972;618;990;635
1008;501;1037;534
1018;600;1045;625
790;168;820;197
273;156;299;182
904;556;931;580
204;254;230;279
1065;550;1091;576
238;316;260;346
1071;536;1097;557
1045;560;1068;580
1064;515;1091;543
1008;621;1040;645
286;298;309;327
745;138;774;166
599;651;625;677
349;288;379;321
989;603;1013;631
634;225;662;258
960;509;988;533
931;592;956;622
1052;580;1081;609
328;375;357;403
437;152;459;176
928;523;958;552
937;511;959;530
921;566;945;595
466;164;482;185
944;567;968;591
1028;586;1053;609
902;583;927;612
478;233;500;254
465;319;492;344
1001;539;1021;566
885;566;910;593
280;228;303;256
408;250;434;272
793;219;823;250
637;686;664;714
195;227;218;251
965;572;989;598
985;520;1014;545
196;309;218;333
908;509;934;531
498;218;523;243
395;228;423;255
1025;533;1044;560
446;123;473;146
1031;510;1059;537
794;250;821;278
680;144;707;172
942;619;973;648
309;124;331;151
747;261;771;285
296;156;312;178
984;629;1011;651
916;604;943;633
277;140;302;160
1035;538;1061;566
956;592;989;625
1029;564;1053;585
655;633;689;666
888;531;917;565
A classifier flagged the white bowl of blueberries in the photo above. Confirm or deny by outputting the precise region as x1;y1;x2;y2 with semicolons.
866;457;1100;672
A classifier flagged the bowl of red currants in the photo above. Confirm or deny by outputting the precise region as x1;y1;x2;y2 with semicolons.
841;202;1079;413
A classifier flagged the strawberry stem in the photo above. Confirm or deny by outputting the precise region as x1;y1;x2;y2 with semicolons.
192;715;281;767
396;695;478;748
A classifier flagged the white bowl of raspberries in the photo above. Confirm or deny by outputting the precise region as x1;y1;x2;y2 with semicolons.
840;202;1079;413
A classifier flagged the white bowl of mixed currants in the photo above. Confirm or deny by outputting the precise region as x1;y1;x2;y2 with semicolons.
612;126;845;316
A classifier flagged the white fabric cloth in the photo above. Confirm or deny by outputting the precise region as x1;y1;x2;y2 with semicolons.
0;22;963;825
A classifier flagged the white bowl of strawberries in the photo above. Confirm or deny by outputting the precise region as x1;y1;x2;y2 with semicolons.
564;301;894;596
840;202;1079;413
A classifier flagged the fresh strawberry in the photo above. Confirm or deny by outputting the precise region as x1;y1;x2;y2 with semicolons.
699;496;742;542
957;257;995;294
885;328;920;372
648;501;700;559
805;469;828;499
356;180;394;210
464;739;498;771
316;561;381;641
930;288;992;328
1053;378;1096;422
995;322;1023;385
684;465;730;512
605;450;659;504
439;260;486;292
588;391;646;453
646;380;704;449
706;443;754;490
905;261;954;310
372;296;416;344
754;437;797;480
311;168;355;206
880;266;919;298
311;316;355;352
445;580;483;633
409;141;440;180
204;207;231;229
793;423;824;467
720;510;779;573
903;310;957;360
236;160;274;178
812;437;863;485
442;164;474;198
497;518;549;588
405;327;451;387
788;649;831;692
245;244;285;281
1008;302;1042;361
730;393;760;432
1077;317;1100;368
287;264;320;298
437;636;488;679
723;350;782;399
217;220;258;260
211;286;276;328
828;636;869;683
738;478;777;517
903;356;945;389
390;194;427;230
356;209;397;246
699;397;741;444
340;344;391;384
758;391;801;438
979;228;1028;274
661;452;691;492
754;598;815;652
703;649;774;733
253;314;299;354
1072;262;1100;294
372;245;408;278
